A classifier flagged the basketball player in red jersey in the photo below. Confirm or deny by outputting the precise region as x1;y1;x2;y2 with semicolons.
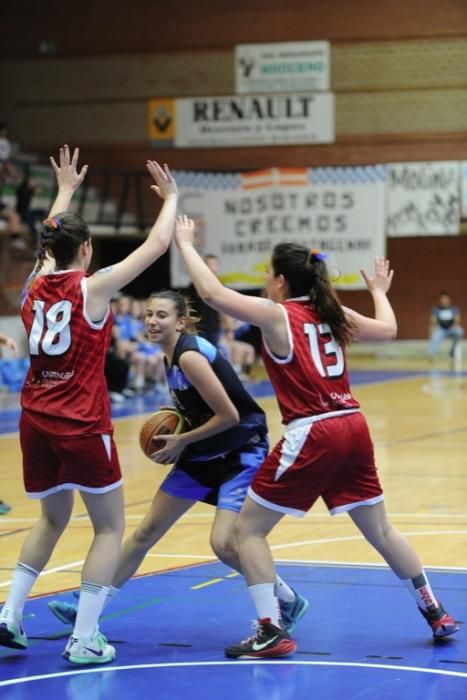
175;217;459;659
0;145;178;665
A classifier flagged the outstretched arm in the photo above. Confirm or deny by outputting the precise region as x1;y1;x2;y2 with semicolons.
48;144;88;217
344;257;397;342
174;216;282;333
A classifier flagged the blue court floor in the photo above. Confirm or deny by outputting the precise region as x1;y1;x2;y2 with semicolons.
0;562;465;700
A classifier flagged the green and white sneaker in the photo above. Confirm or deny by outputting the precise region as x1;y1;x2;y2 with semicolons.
62;630;116;665
0;615;28;650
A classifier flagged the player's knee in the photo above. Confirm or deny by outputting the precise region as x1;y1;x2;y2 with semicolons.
210;533;238;563
41;511;70;534
132;521;161;550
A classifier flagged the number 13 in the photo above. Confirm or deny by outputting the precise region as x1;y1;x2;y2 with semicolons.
304;322;344;378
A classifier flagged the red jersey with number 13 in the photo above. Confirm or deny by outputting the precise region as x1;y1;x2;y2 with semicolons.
21;270;113;436
261;297;359;424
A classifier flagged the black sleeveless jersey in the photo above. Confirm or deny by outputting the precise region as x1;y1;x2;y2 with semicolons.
165;333;267;461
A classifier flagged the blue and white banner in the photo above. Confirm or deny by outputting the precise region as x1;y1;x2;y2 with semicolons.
387;162;460;236
172;166;386;291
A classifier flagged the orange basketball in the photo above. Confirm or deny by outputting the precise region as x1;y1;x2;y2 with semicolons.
139;409;186;458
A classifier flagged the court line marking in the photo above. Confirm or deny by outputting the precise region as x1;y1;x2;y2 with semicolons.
1;530;467;588
2;511;467;524
0;659;466;687
191;577;224;590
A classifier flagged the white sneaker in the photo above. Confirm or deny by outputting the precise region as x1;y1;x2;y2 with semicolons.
0;608;28;650
62;630;116;665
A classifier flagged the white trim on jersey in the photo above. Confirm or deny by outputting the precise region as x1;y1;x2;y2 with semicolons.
329;494;385;516
80;277;110;329
247;486;307;518
26;478;123;500
101;434;112;461
261;304;294;364
275;421;311;482
286;408;359;430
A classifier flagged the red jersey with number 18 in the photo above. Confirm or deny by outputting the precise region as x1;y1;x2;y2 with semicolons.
261;297;360;424
21;270;113;436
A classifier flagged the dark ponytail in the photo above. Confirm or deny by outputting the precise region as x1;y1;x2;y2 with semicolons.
36;213;90;273
271;242;355;346
22;213;91;304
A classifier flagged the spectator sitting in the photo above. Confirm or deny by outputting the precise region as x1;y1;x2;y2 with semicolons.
0;333;18;513
429;291;464;362
187;254;221;347
16;172;45;247
105;326;130;404
0;122;24;250
220;314;256;381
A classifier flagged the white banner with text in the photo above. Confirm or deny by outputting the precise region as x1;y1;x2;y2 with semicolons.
174;93;335;147
171;166;386;291
235;41;330;94
387;162;460;236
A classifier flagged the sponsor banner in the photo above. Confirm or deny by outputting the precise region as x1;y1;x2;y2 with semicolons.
148;98;176;144
387;162;460;236
175;93;334;148
148;94;334;148
462;162;467;217
235;41;330;94
171;166;386;291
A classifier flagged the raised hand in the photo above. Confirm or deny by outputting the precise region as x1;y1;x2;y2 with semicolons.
146;161;177;200
174;215;195;248
50;145;88;192
360;256;394;294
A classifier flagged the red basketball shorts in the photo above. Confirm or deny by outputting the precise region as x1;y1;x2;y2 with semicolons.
20;412;123;499
249;410;383;517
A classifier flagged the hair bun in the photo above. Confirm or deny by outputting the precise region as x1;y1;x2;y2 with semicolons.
309;248;327;263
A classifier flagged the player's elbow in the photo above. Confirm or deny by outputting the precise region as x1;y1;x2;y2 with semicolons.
199;288;220;308
224;406;240;428
385;323;397;340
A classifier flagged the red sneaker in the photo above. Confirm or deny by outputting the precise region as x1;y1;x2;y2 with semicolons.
225;618;297;659
419;602;460;638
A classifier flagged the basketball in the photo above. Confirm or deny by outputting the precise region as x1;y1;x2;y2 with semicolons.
139;409;186;458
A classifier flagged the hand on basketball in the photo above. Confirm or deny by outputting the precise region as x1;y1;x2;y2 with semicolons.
150;433;186;465
174;215;195;248
50;145;88;192
147;161;178;200
360;257;394;294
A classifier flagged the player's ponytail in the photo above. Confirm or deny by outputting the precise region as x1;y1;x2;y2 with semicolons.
21;213;91;305
271;242;355;346
40;213;90;270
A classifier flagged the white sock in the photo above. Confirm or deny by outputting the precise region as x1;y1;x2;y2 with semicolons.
73;582;109;641
134;374;145;389
276;575;295;603
248;583;281;627
402;570;439;611
103;585;120;610
1;562;39;620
